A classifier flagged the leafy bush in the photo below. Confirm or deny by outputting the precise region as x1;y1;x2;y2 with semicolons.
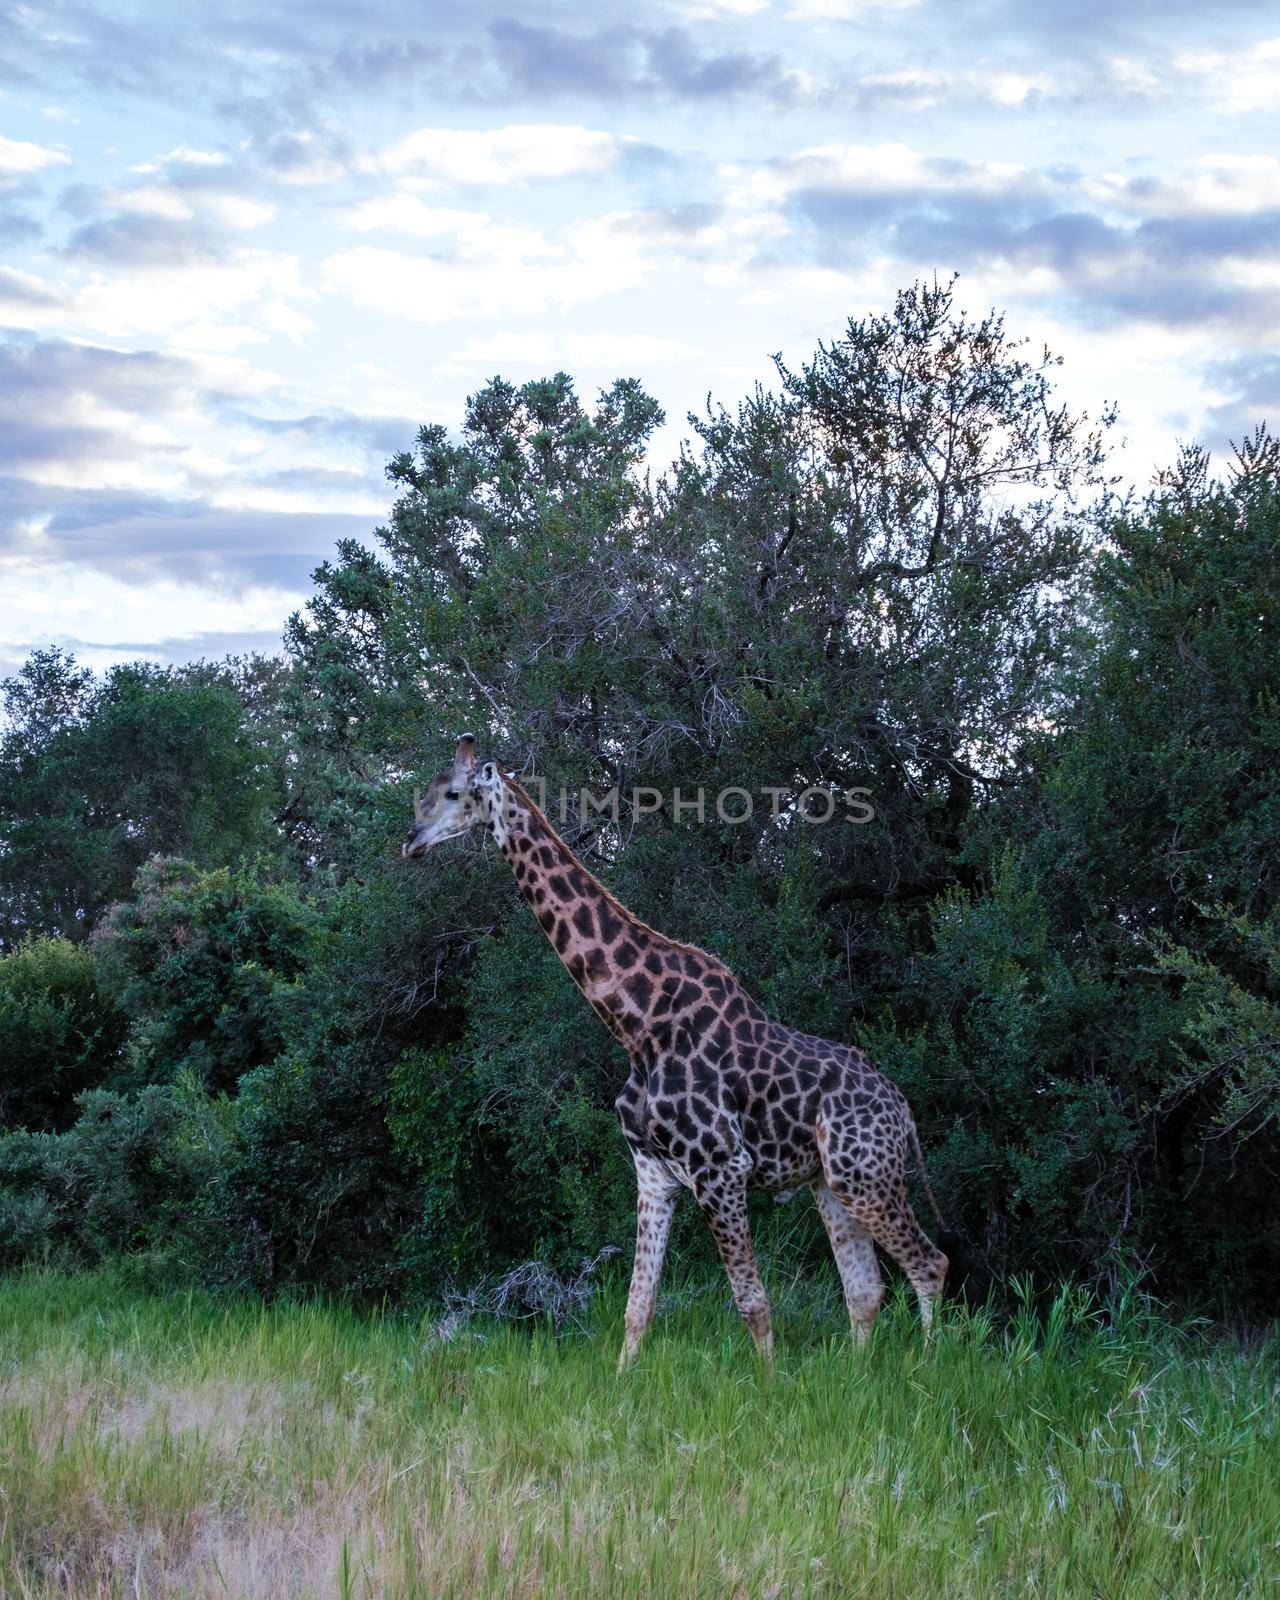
194;1045;417;1296
0;937;126;1131
1157;909;1280;1147
865;855;1150;1284
91;857;321;1094
0;1084;207;1270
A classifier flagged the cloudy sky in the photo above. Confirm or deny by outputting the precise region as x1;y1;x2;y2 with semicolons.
1;0;1277;679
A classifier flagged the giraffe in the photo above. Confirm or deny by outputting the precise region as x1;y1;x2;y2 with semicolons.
403;736;948;1368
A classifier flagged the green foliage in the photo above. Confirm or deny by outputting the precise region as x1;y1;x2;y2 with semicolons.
0;651;284;946
1148;908;1280;1294
1156;908;1280;1145
998;437;1280;1300
0;936;126;1130
386;924;641;1290
0;1085;205;1270
387;1045;513;1287
866;855;1147;1280
1031;436;1280;937
91;857;321;1094
194;1045;415;1296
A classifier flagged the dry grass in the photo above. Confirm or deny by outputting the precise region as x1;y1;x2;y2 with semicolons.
1;1266;1277;1597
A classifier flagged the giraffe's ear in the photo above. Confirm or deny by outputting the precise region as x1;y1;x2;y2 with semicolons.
453;734;477;776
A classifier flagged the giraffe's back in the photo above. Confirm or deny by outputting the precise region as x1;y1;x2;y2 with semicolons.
735;1021;910;1192
616;977;912;1197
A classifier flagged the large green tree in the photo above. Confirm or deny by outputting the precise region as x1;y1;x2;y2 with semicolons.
90;857;321;1096
1035;429;1280;1297
0;651;284;946
874;427;1280;1301
282;282;1116;1282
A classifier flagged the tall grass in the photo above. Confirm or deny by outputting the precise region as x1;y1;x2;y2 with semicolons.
1;1265;1276;1597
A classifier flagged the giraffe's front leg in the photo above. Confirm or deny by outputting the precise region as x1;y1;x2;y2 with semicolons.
693;1167;773;1370
618;1149;680;1370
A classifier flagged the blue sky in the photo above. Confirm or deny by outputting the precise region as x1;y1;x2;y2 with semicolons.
1;0;1277;678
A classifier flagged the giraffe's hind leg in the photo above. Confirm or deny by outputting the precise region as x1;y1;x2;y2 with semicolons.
818;1114;948;1335
813;1180;883;1344
862;1189;948;1332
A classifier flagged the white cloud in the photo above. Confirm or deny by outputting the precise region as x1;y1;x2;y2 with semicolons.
338;197;562;264
0;563;304;667
132;146;229;174
0;133;70;178
730;141;1280;233
261;130;347;187
208;481;385;516
436;330;699;376
1099;55;1163;97
725;141;1046;214
854;68;949;106
101;183;194;219
984;70;1053;107
0;338;273;506
1095;156;1280;218
321;244;578;322
170;321;271;354
17;251;310;342
787;0;921;15
322;203;666;322
0;251;319;385
260;301;315;342
325;362;456;427
1175;36;1280;115
0;267;71;320
96;178;275;230
672;0;771;13
169;351;285;401
342;196;489;236
369;124;625;186
202;193;276;229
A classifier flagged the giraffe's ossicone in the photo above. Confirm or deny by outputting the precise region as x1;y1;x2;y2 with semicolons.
404;736;949;1368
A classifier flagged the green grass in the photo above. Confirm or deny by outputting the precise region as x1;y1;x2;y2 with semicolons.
0;1266;1276;1598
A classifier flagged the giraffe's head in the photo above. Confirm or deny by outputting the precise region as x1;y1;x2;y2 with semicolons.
402;734;501;858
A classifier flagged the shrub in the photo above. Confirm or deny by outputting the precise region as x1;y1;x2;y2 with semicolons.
0;1084;207;1270
0;937;126;1131
91;857;321;1094
195;1045;417;1296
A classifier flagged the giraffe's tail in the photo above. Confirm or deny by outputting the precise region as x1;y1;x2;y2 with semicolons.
907;1117;946;1232
908;1115;979;1299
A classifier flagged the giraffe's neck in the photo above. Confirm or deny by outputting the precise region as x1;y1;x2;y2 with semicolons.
489;780;672;1049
